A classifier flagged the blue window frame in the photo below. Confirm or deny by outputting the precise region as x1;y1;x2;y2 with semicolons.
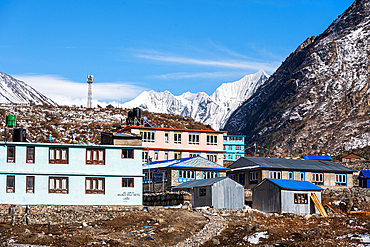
269;171;282;179
311;172;324;185
300;172;305;181
249;171;258;184
288;171;294;180
335;174;347;186
178;170;195;183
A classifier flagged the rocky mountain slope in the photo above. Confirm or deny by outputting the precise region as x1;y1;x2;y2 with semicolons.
122;70;269;130
224;0;370;155
0;72;57;105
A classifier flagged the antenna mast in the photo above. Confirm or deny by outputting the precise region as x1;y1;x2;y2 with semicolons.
87;75;93;108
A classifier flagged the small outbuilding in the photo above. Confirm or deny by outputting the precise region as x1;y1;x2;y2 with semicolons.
252;179;323;214
173;177;244;209
359;170;370;188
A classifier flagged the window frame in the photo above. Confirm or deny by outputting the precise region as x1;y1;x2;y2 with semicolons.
7;146;15;163
206;135;218;145
86;148;105;165
207;154;217;162
203;171;218;179
288;171;294;180
164;132;169;143
122;178;134;187
335;173;347;186
48;177;69;194
6;175;15;193
26;176;35;193
140;131;155;143
49;147;69;164
311;172;324;185
174;152;181;159
294;193;308;204
188;133;200;145
122;149;134;159
300;172;305;181
199;187;206;197
174;133;182;144
26;146;35;163
249;171;258;184
85;177;105;194
269;171;282;179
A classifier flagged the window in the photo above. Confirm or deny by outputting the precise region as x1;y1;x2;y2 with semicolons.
228;146;233;150
174;133;182;144
300;172;305;181
229;136;243;142
249;171;258;184
26;176;34;193
203;171;218;179
236;146;241;150
122;149;134;159
239;173;245;185
165;133;169;143
49;148;68;164
189;153;200;157
188;134;200;145
311;173;324;185
122;178;134;187
7;146;15;163
229;174;236;181
26;146;35;163
142;151;149;163
179;170;195;179
85;177;105;194
294;193;308;204
174;152;181;159
269;171;282;179
207;135;218;145
6;176;15;193
207;154;217;162
236;155;241;159
335;174;347;186
199;187;206;197
154;152;159;161
164;152;169;160
288;171;294;180
86;149;105;165
140;131;155;143
49;177;68;194
223;136;227;141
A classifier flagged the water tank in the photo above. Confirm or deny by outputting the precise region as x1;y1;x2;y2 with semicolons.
133;108;141;119
13;128;26;142
128;110;133;119
6;114;16;127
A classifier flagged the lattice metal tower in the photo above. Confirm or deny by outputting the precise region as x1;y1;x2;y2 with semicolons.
87;75;93;108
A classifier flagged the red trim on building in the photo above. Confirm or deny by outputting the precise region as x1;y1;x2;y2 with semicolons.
123;126;227;133
144;147;226;153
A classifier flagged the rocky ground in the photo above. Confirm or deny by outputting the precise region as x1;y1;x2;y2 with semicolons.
1;188;370;246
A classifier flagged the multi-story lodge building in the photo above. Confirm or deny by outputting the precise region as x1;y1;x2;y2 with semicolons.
223;133;247;161
122;126;226;166
0;142;144;205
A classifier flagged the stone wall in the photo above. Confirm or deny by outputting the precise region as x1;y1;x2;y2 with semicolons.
143;191;192;207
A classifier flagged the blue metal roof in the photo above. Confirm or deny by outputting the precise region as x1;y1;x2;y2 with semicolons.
302;155;332;161
173;177;229;189
266;179;323;191
360;170;370;178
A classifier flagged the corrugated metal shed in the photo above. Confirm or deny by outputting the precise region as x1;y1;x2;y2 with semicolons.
302;155;332;161
264;179;323;191
229;157;354;173
143;156;230;170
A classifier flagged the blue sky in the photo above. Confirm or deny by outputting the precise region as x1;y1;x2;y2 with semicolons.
0;0;353;106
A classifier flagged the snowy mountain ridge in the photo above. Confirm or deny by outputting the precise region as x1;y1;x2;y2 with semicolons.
122;70;269;130
0;72;57;106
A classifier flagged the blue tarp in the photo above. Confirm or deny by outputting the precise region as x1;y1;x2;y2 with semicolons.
302;155;332;161
267;178;323;191
360;170;370;178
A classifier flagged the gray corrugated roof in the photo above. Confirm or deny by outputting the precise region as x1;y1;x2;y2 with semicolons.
173;177;228;189
228;157;354;172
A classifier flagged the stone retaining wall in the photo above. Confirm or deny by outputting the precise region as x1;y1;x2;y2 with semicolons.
143;191;192;206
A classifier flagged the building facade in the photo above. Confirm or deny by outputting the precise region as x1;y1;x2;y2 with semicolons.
0;142;143;205
228;157;355;190
222;133;246;161
142;156;229;192
123;126;226;166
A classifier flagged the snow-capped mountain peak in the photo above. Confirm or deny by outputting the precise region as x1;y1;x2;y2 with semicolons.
122;70;269;130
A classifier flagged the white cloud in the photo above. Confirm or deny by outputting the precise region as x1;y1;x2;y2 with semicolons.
13;74;146;107
155;71;247;79
137;53;279;73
